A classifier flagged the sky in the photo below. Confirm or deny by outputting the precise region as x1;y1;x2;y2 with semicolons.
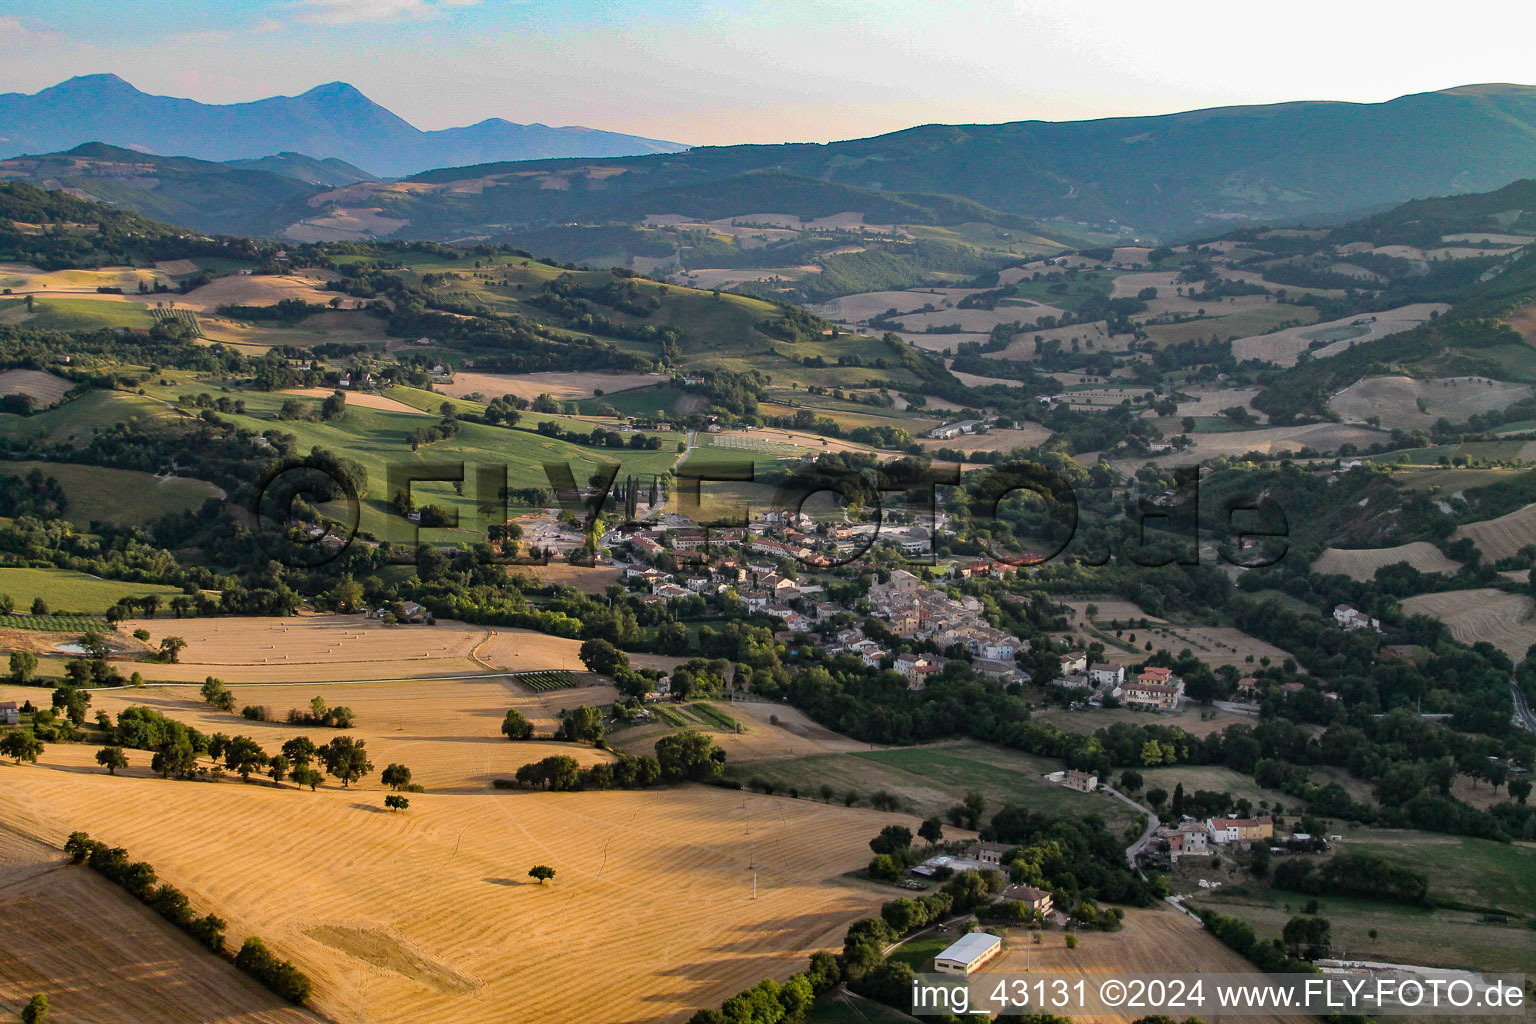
5;0;1536;147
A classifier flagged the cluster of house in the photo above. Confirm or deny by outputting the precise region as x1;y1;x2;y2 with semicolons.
1333;605;1380;631
1156;815;1274;861
1051;653;1184;711
865;569;1026;686
619;513;1026;686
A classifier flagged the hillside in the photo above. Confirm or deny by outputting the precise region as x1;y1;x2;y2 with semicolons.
0;75;687;176
0;144;313;237
386;84;1536;239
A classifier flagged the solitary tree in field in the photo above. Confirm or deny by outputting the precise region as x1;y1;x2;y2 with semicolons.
919;816;944;846
159;636;187;664
1;730;43;764
381;763;412;791
384;794;409;812
10;650;38;683
21;993;48;1024
30;597;47;615
500;709;533;740
95;746;127;775
529;865;555;885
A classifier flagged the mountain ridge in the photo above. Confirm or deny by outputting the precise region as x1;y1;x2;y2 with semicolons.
0;74;689;176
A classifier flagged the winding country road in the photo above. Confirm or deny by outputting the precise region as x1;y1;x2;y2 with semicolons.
1100;784;1160;867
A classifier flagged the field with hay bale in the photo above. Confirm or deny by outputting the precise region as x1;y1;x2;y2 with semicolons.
0;725;914;1024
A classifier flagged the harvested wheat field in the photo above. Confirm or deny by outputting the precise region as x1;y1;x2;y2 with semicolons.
615;700;884;765
435;370;667;403
0;758;912;1024
0;261;173;294
507;561;622;595
916;423;1053;453
0;822;320;1024
1329;375;1532;430
1400;588;1536;661
1231;303;1449;367
108;615;493;683
987;907;1290;1024
1108;422;1385;474
280;387;428;415
10;674;620;793
0;368;74;407
1312;542;1463;581
1451;503;1536;562
176;272;339;313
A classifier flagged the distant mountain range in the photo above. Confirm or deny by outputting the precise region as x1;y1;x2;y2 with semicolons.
387;84;1536;240
4;82;1536;246
0;74;687;176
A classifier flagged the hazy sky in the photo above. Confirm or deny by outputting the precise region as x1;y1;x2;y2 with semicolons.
5;0;1536;146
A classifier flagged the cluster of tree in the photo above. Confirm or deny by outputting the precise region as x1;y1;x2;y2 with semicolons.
0;469;67;518
685;950;844;1024
63;831;311;1003
510;752;664;791
1271;851;1430;906
533;419;663;451
408;403;461;451
1202;909;1320;973
285;695;355;729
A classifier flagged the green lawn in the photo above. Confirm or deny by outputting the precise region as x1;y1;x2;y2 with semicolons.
0;460;223;528
724;740;1133;829
0;567;185;615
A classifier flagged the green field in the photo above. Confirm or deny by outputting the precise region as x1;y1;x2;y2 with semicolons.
5;297;157;331
1189;888;1534;973
723;740;1133;828
512;670;578;693
575;385;690;418
0;389;178;447
134;381;682;539
1136;763;1298;812
0;612;106;633
1189;828;1536;973
685;701;742;731
1344;830;1536;916
0;567;185;615
0;460;223;528
805;992;920;1024
1142;305;1319;348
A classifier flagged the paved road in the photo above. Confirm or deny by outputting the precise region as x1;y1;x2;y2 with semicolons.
1513;680;1536;736
1100;784;1159;867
